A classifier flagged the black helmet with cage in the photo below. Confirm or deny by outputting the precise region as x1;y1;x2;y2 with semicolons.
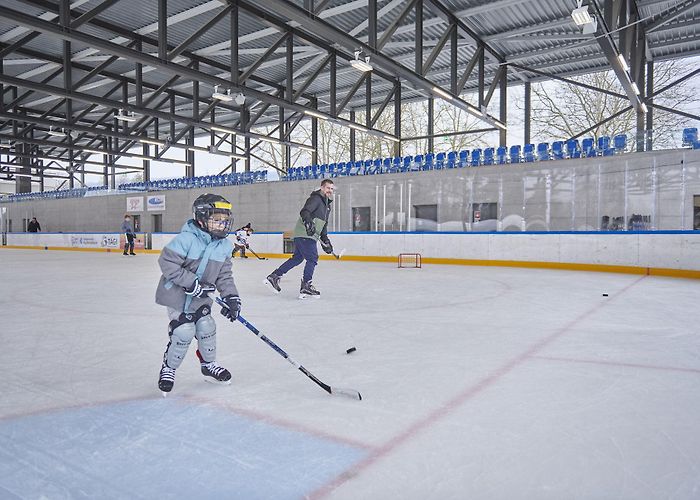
192;193;233;239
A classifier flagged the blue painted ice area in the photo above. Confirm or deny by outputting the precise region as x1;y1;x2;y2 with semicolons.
0;399;367;500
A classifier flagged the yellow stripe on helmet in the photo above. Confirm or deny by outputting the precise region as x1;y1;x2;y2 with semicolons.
213;201;232;209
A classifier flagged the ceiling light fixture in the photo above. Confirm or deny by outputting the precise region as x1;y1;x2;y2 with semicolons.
115;109;137;122
350;50;373;72
230;153;246;160
571;1;593;26
631;82;640;95
47;126;67;137
640;101;648;113
212;85;233;102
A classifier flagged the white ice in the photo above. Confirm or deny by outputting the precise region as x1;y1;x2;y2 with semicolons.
1;249;700;499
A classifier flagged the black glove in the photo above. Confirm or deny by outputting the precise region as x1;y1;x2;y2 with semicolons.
320;239;333;254
304;219;316;236
184;278;216;298
220;295;241;322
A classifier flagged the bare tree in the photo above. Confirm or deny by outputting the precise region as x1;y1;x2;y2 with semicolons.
525;59;700;148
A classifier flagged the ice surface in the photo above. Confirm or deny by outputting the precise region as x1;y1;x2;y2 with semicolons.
1;249;699;499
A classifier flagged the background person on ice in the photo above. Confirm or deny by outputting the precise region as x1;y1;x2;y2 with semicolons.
265;179;335;299
121;214;136;256
155;193;242;394
232;223;253;258
27;217;41;232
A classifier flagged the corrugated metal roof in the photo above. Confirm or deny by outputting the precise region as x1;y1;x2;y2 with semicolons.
0;0;698;142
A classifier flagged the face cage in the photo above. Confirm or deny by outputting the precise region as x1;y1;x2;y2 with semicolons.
197;209;233;239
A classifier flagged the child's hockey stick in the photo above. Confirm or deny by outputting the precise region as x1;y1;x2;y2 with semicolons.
247;247;268;260
215;297;361;400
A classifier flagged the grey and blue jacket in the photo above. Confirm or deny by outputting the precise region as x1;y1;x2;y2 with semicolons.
293;189;332;243
155;220;238;312
121;219;135;236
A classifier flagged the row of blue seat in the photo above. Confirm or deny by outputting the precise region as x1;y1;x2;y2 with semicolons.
285;135;632;180
3;185;109;202
285;131;700;180
119;171;267;192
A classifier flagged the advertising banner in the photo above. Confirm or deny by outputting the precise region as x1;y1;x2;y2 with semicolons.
127;196;144;212
70;233;121;249
119;233;146;250
147;195;165;211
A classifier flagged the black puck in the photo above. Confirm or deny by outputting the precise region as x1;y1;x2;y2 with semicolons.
346;347;357;354
602;293;608;297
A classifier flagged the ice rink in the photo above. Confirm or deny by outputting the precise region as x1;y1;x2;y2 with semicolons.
1;248;700;500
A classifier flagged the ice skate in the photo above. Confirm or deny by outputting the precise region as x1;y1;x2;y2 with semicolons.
201;361;232;385
265;273;281;293
158;364;176;397
299;280;321;300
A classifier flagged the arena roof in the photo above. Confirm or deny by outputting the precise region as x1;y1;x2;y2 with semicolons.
0;0;698;181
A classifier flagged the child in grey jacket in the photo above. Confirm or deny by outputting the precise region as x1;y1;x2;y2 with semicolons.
155;193;241;395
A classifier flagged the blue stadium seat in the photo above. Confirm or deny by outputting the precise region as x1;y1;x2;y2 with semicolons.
382;157;392;173
496;146;507;165
413;154;423;170
446;151;457;168
598;136;613;156
551;141;564;160
523;144;535;162
537;143;550;161
424;153;434;170
482;148;494;165
458;150;468;168
682;127;698;147
509;145;521;164
401;156;413;172
566;139;580;159
613;134;627;153
582;138;595;157
435;152;446;169
470;149;481;167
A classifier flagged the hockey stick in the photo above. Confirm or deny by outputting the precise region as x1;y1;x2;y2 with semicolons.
215;297;362;400
247;247;268;260
332;248;346;260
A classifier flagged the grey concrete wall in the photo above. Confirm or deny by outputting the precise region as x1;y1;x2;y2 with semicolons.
2;148;699;233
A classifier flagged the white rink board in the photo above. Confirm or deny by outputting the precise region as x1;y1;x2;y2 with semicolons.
6;231;700;271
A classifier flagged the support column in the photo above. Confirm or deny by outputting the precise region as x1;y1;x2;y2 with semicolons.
427;97;434;153
350;110;356;162
311;98;318;166
499;64;507;147
394;82;401;157
524;81;531;145
646;60;654;151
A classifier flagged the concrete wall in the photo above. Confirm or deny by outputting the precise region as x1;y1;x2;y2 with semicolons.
2;148;699;233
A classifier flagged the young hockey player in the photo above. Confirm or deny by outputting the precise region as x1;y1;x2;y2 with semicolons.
265;179;334;299
232;223;253;258
155;193;242;395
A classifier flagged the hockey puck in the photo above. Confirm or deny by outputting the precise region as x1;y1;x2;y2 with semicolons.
602;293;608;297
346;347;357;354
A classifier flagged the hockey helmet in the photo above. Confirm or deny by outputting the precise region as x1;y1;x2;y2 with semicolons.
192;193;233;239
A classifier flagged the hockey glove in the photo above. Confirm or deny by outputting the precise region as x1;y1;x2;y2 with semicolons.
320;239;333;254
220;295;241;322
184;278;216;298
304;219;316;236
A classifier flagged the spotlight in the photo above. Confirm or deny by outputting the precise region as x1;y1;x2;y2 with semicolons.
212;85;233;102
350;50;373;72
234;93;246;106
47;126;67;137
571;2;592;26
115;109;137;122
